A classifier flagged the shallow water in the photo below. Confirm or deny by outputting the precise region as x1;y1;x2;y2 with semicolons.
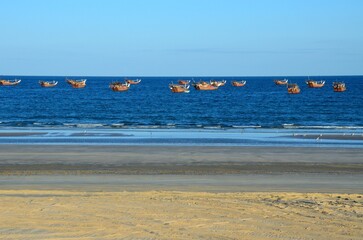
0;128;362;147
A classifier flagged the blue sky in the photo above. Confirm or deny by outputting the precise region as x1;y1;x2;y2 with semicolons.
1;0;362;76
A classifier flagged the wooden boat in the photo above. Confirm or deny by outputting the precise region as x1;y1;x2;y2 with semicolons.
274;79;288;85
231;80;246;87
110;82;130;92
66;79;87;88
178;80;191;85
333;82;346;92
192;81;218;91
287;83;300;94
0;79;21;86
210;80;227;87
125;79;141;85
306;80;325;88
169;83;190;93
39;80;58;87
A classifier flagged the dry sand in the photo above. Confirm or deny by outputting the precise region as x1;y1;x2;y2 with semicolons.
0;190;362;239
1;145;362;239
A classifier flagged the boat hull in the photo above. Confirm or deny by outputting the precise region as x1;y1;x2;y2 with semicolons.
39;81;58;87
170;85;190;93
0;80;21;86
232;81;246;87
193;82;218;91
306;81;325;88
333;82;346;92
274;79;288;85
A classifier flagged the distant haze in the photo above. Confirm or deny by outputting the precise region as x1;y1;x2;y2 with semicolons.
1;0;362;76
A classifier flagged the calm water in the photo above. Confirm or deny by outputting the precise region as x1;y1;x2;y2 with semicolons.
0;75;362;129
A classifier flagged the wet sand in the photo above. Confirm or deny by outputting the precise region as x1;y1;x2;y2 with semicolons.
291;134;363;140
1;145;363;173
0;144;362;239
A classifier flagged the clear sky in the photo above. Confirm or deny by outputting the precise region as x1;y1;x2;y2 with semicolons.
1;0;362;76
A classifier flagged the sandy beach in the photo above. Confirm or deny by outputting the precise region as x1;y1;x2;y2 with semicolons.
0;190;362;239
0;145;362;239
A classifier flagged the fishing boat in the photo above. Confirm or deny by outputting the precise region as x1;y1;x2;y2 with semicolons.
287;83;301;94
110;82;130;92
274;79;288;85
192;81;218;91
178;80;191;85
0;79;21;86
231;80;246;87
306;80;325;88
210;80;227;87
169;83;190;93
125;78;141;85
333;82;346;92
39;80;58;87
66;79;87;88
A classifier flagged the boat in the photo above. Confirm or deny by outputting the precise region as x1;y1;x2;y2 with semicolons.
66;79;87;88
0;79;21;86
333;82;346;92
169;83;190;93
39;80;58;87
125;78;141;85
306;80;325;88
210;80;227;87
287;83;301;94
274;79;288;85
192;81;218;91
178;80;191;85
110;81;130;92
231;80;246;87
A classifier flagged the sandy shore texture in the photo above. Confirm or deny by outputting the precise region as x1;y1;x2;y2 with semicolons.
0;190;362;239
1;145;363;175
1;145;362;239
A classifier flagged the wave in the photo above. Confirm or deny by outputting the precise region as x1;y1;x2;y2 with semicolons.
0;121;363;130
282;124;363;130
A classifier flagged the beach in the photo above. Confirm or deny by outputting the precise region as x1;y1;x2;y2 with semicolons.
0;144;362;239
0;190;362;239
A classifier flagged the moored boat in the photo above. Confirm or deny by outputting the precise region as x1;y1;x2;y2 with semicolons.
210;80;227;87
178;80;191;85
333;82;346;92
231;80;246;87
110;81;130;92
66;79;87;88
192;81;218;91
306;80;325;88
274;79;288;85
0;79;21;86
169;83;190;93
125;78;141;85
39;80;58;87
287;83;301;94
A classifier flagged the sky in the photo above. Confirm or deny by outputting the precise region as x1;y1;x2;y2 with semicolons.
1;0;362;76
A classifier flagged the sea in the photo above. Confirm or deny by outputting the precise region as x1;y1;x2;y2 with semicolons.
0;75;362;147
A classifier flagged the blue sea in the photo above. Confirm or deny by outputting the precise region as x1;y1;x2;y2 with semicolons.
0;75;362;147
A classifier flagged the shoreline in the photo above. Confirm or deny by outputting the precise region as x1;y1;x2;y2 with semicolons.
0;128;362;148
1;144;362;238
0;144;362;193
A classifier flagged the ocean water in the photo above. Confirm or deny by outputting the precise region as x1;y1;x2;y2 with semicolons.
0;75;362;146
0;75;362;129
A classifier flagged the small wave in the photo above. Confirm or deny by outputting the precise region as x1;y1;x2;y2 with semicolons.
203;125;222;129
282;124;363;129
76;124;104;128
110;123;125;128
232;125;261;129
